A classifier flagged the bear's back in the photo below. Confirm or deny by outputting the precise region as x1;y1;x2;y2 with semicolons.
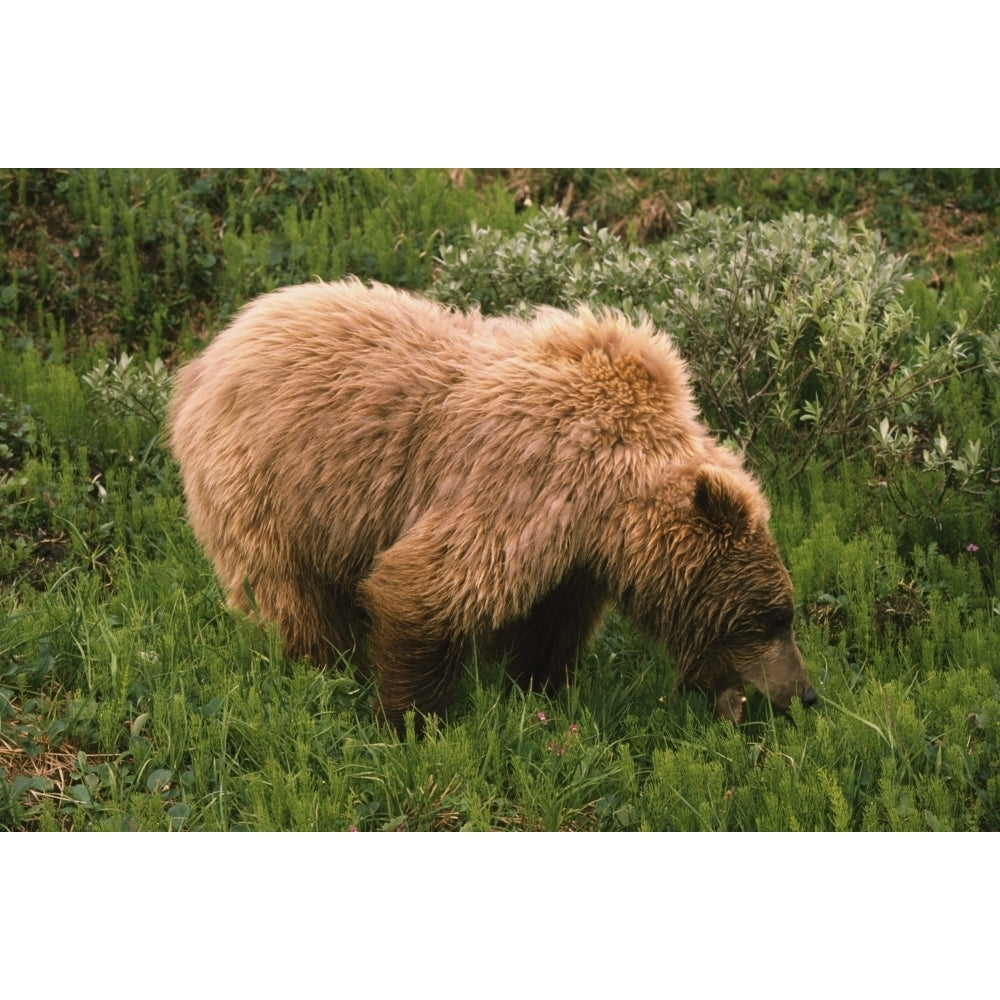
168;280;736;588
167;281;515;579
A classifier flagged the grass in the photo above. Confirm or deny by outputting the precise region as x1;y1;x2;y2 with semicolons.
2;168;999;832
3;444;997;831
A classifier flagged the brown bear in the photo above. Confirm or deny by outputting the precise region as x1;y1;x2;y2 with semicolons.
167;279;816;729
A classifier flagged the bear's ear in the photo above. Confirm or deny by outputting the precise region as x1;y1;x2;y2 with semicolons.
692;465;755;541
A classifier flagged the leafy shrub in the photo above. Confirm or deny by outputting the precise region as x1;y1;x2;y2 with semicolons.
81;352;170;429
874;267;1000;528
433;206;661;317
656;207;970;479
433;206;977;488
81;352;172;473
0;394;38;466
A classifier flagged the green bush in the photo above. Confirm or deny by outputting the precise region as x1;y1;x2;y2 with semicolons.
81;352;171;471
434;206;981;491
654;207;970;478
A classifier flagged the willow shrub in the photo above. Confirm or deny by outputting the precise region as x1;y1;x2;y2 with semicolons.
433;206;980;490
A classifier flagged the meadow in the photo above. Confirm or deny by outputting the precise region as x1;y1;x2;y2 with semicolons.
1;168;998;831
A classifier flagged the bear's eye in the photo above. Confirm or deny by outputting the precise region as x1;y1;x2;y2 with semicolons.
763;608;793;638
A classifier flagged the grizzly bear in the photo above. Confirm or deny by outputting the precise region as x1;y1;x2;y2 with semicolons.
168;279;816;729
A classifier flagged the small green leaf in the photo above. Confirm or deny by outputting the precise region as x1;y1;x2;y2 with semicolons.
67;784;92;805
196;696;223;719
166;803;190;830
242;576;259;613
146;768;173;794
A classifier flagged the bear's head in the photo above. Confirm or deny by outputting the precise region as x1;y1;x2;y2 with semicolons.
624;463;817;722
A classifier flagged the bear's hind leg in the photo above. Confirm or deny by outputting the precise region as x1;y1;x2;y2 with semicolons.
237;569;362;670
287;584;364;669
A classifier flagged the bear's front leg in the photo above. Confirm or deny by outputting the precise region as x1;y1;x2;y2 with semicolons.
359;531;465;734
368;618;463;733
492;567;609;692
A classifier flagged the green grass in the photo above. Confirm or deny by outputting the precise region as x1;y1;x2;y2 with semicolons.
3;443;997;831
2;168;999;831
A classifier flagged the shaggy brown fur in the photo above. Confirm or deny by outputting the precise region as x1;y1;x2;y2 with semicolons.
167;279;815;728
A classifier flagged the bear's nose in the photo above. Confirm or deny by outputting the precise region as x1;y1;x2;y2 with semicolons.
801;685;818;707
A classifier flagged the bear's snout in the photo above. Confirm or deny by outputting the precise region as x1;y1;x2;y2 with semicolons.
800;684;818;707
